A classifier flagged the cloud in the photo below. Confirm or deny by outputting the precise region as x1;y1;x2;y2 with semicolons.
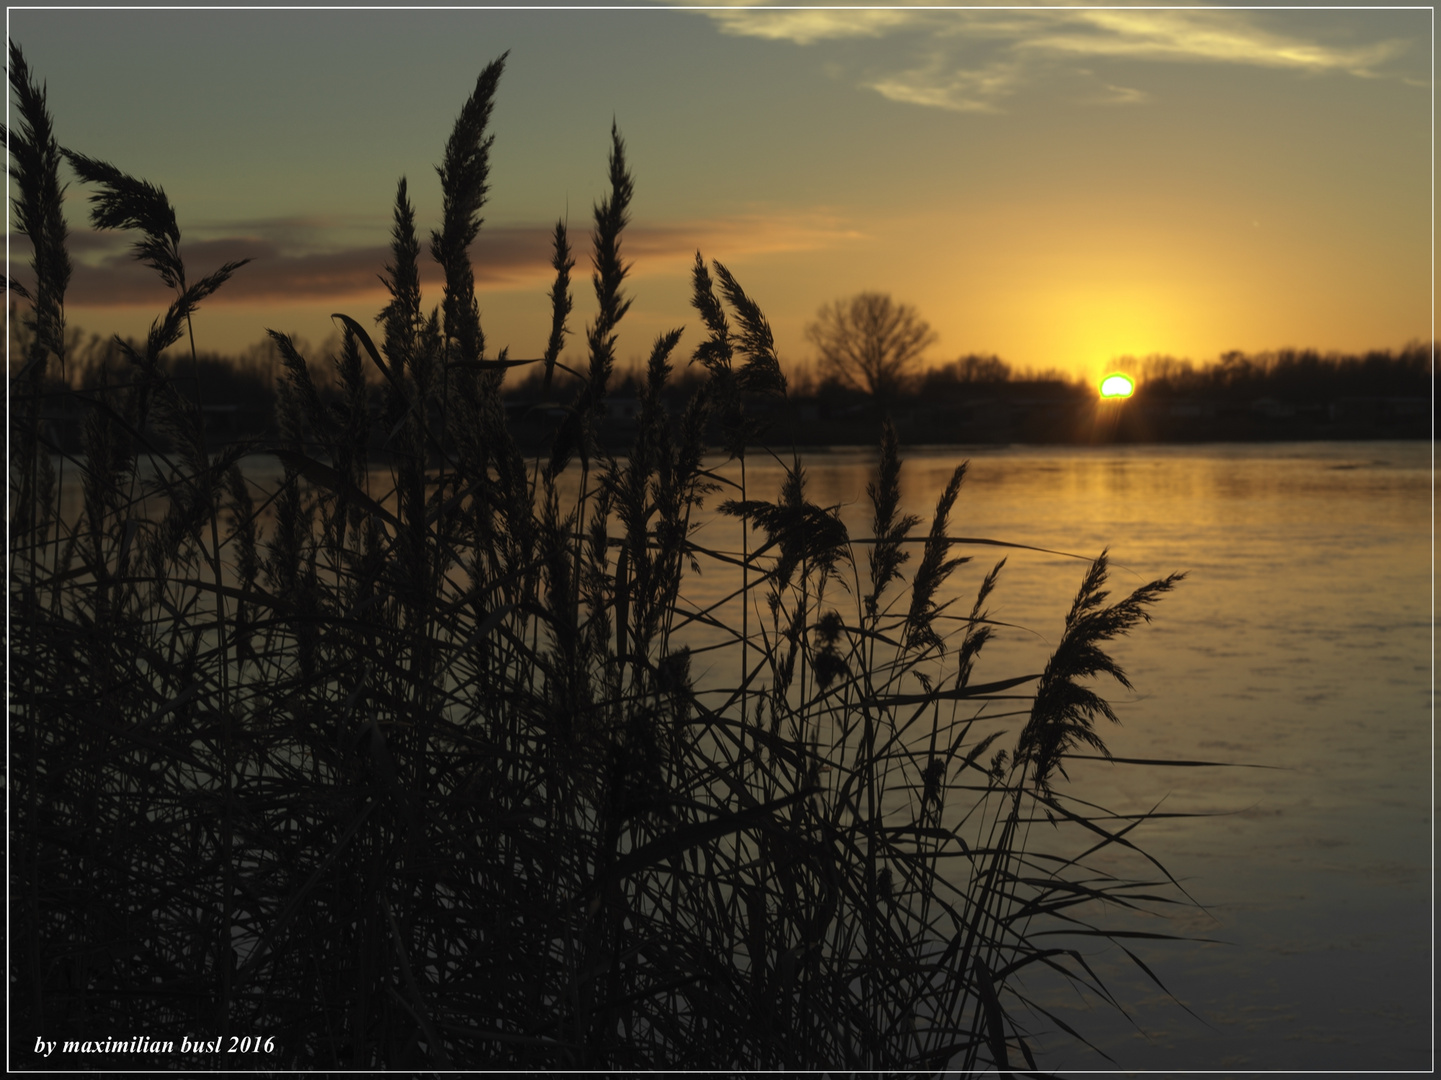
9;213;862;307
866;55;1026;114
686;5;1418;113
1094;84;1149;107
11;235;395;307
700;5;920;44
1024;11;1407;75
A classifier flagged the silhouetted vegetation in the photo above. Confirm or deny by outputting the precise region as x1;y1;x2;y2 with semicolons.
805;291;937;401
1132;345;1432;402
924;352;1014;387
911;344;1431;404
14;41;1206;1072
900;344;1432;443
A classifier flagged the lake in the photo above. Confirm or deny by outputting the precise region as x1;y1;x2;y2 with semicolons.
697;439;1430;1073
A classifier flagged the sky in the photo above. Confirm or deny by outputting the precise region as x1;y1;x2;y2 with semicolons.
6;4;1433;384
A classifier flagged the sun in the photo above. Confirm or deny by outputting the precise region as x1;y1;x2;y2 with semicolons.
1099;373;1135;399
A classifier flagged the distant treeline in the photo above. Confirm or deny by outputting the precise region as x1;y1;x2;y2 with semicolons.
907;345;1434;401
17;316;1432;449
16;321;286;412
20;318;1432;405
516;342;1437;406
1126;344;1433;402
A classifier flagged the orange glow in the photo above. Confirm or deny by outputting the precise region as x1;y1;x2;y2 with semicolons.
1099;373;1135;399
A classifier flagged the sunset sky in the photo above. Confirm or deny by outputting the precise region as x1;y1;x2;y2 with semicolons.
7;5;1432;382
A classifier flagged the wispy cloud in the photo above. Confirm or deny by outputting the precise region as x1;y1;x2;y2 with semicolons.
866;54;1026;113
686;5;1418;113
11;213;862;307
1024;11;1406;74
1092;83;1149;107
700;5;918;44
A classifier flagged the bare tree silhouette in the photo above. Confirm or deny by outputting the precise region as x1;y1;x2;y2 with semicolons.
805;291;937;399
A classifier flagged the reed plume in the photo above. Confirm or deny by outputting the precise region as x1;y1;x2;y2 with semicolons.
1017;551;1185;794
379;176;423;379
542;219;575;393
431;52;507;366
864;417;921;618
904;461;969;654
5;40;70;375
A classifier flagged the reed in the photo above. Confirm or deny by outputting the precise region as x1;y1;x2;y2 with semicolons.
9;43;1195;1071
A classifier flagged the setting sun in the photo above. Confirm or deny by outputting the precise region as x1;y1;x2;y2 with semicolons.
1099;373;1136;399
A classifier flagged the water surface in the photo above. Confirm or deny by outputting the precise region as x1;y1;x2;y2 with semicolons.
705;440;1431;1073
